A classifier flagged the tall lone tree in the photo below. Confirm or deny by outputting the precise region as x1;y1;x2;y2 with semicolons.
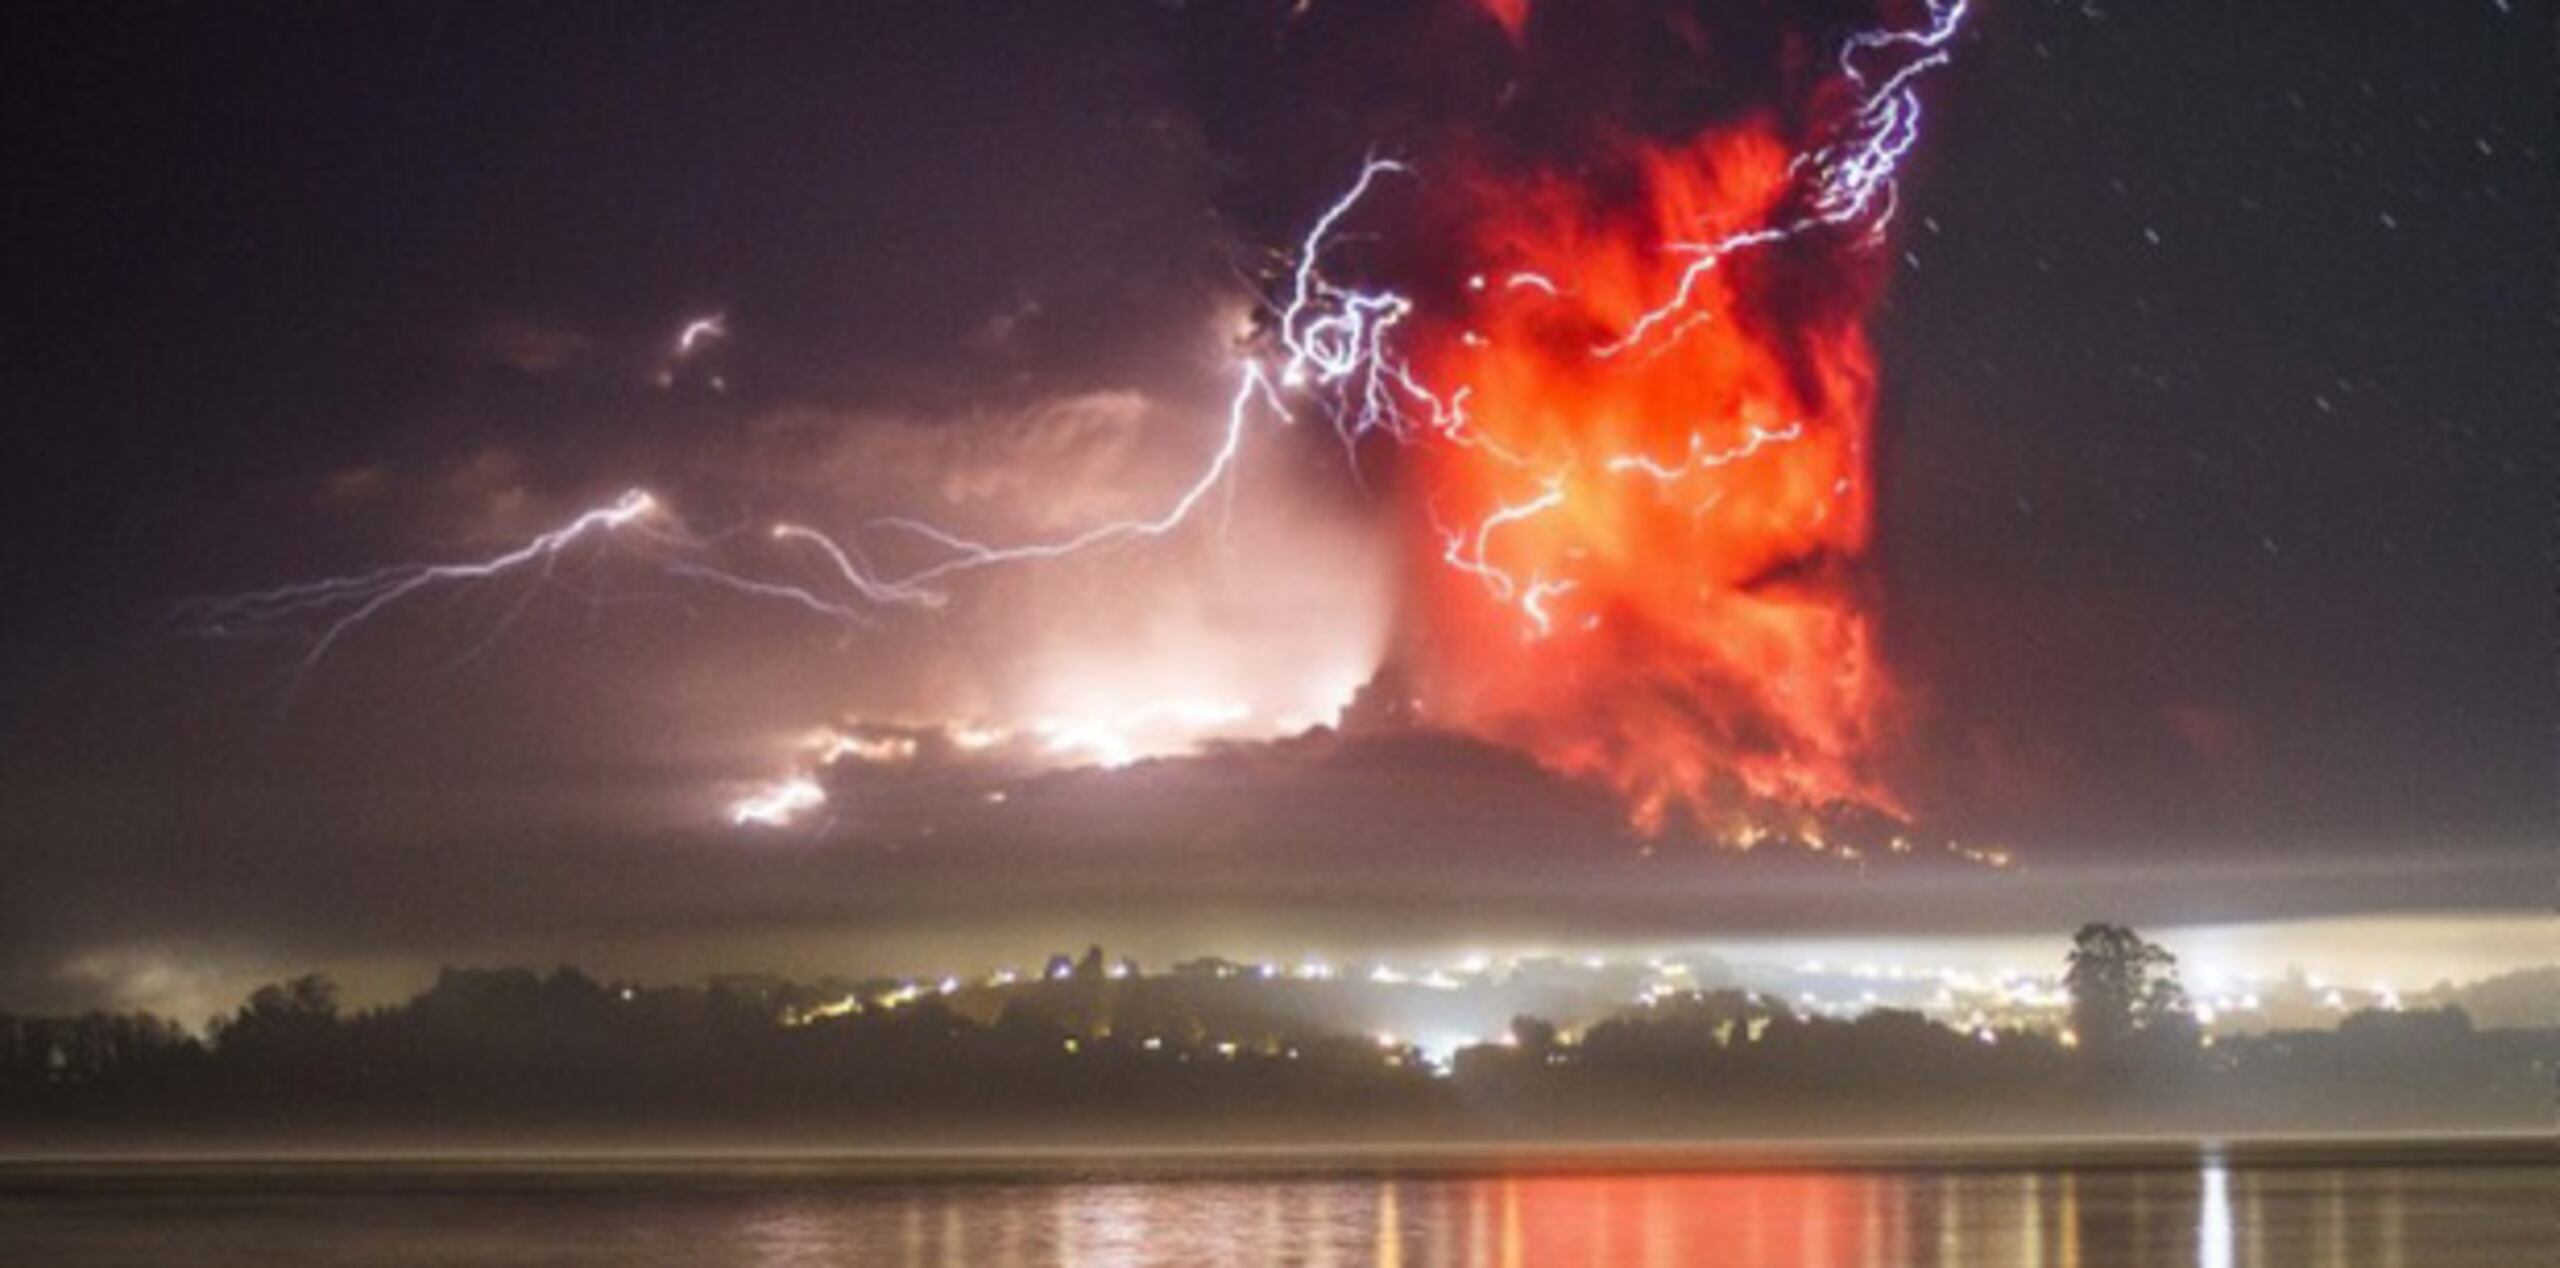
2064;923;2191;1055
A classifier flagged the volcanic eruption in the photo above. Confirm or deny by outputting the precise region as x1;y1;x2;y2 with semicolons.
1235;0;1961;835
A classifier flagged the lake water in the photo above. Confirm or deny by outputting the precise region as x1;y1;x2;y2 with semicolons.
2;1144;2545;1266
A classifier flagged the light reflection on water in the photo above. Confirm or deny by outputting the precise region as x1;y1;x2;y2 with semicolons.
2200;1160;2233;1268
1;1159;2543;1267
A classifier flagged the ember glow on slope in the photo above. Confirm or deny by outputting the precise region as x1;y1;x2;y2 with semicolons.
193;0;1970;840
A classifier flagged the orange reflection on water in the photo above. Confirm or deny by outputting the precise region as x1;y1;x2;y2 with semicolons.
706;1159;2530;1268
1490;1172;1883;1268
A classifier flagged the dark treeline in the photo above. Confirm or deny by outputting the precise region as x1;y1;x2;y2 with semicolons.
3;926;2552;1145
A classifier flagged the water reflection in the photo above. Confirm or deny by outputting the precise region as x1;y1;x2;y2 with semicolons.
706;1162;2538;1268
2200;1160;2233;1268
1;1157;2540;1268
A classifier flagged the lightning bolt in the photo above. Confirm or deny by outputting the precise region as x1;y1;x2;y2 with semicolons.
1604;0;1969;359
1287;1;1969;633
676;314;727;356
183;490;665;672
853;363;1286;592
1434;471;1568;607
1605;422;1805;483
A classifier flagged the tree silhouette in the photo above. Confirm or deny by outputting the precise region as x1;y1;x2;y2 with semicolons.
2064;924;2186;1055
217;973;339;1054
4;945;2549;1142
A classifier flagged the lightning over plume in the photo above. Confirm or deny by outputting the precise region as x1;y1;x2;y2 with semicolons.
1219;0;1969;834
189;0;1973;845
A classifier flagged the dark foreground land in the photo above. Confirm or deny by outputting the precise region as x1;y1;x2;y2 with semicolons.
9;961;2556;1151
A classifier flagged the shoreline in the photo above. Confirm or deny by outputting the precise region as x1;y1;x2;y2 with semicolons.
2;1130;2546;1183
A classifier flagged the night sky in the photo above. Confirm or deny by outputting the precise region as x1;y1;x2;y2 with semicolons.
3;0;2549;1015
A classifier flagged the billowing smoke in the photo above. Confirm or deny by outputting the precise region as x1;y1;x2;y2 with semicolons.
1403;124;1896;835
1196;0;1958;833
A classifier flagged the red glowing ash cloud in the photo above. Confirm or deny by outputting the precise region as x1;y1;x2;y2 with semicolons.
1395;1;1926;833
1477;0;1531;41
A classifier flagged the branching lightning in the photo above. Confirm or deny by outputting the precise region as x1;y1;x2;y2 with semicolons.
183;490;666;673
1605;422;1805;483
855;363;1284;591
